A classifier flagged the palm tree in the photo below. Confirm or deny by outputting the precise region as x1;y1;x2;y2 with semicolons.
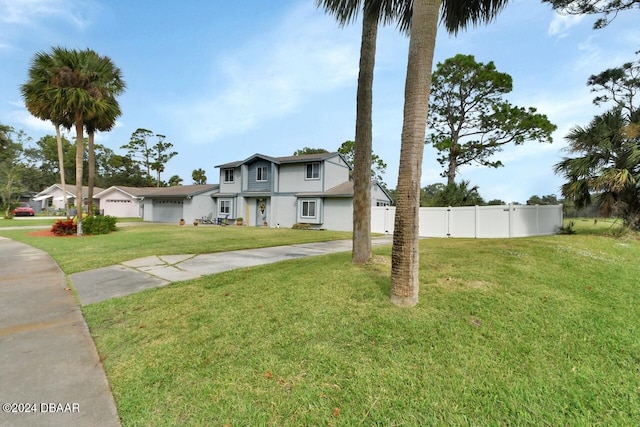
21;50;74;218
317;0;411;264
391;0;509;307
85;96;123;216
554;109;640;229
82;52;125;219
33;47;125;235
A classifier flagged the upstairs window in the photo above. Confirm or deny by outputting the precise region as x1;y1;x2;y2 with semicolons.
223;169;234;183
305;162;320;180
256;166;268;182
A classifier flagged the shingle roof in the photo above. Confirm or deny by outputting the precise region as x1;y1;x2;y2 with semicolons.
215;152;342;168
96;184;219;198
137;184;220;197
296;181;354;198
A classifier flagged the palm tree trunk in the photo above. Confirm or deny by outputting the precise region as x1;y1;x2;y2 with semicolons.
352;6;378;264
75;116;84;236
55;124;70;218
87;130;95;216
391;0;441;307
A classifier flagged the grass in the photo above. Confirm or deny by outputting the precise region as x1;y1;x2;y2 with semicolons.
0;224;353;274
80;228;640;425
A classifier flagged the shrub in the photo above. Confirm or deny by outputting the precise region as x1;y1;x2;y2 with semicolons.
557;220;576;235
83;215;117;235
292;222;312;230
51;219;77;236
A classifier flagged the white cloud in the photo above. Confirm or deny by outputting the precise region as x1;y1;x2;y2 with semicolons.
548;13;585;38
168;2;360;144
9;110;55;134
0;0;93;28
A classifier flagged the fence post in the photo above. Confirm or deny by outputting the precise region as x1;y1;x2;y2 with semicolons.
475;205;480;238
508;204;513;238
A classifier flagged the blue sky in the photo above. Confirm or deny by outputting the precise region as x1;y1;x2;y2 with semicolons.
1;0;638;203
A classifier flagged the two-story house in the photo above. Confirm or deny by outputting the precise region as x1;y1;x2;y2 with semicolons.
213;152;392;231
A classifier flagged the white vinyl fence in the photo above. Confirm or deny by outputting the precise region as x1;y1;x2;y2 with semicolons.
372;205;563;238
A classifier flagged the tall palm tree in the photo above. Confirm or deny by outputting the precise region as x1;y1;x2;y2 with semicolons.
85;95;123;216
391;0;509;306
317;0;411;264
38;47;125;235
554;109;640;229
21;51;74;218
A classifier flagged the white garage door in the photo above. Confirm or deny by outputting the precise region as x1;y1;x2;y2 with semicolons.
153;199;184;223
104;199;138;217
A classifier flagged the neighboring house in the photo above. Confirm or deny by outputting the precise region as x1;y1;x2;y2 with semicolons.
33;184;104;213
214;152;392;231
94;186;147;218
136;185;220;223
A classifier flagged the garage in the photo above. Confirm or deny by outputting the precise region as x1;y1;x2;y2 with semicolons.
104;199;139;217
153;199;184;223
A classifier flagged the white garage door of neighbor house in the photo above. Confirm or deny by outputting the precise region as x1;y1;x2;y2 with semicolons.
153;199;184;223
105;199;137;217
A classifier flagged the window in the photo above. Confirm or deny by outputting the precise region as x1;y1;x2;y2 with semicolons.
301;200;316;218
305;162;320;180
223;169;234;183
219;199;231;215
376;201;390;207
256;166;268;182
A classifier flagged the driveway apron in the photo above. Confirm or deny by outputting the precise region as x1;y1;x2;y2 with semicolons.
0;237;120;427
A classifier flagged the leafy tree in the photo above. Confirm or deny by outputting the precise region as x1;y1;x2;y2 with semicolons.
427;54;556;184
337;140;388;184
542;0;639;29
433;181;485;206
554;109;640;229
392;0;510;307
420;183;446;206
168;175;183;186
293;147;329;155
150;134;177;187
526;194;559;205
317;0;411;265
192;168;207;185
0;125;30;218
587;54;639;116
486;198;506;205
121;128;155;179
23;135;75;185
99;153;149;187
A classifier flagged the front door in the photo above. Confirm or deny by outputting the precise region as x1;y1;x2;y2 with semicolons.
256;199;267;227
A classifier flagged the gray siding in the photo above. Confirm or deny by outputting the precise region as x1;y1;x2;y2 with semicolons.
247;160;272;192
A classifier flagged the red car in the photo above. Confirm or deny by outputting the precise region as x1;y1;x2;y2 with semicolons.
13;202;35;217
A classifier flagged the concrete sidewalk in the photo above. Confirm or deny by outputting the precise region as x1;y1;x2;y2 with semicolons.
0;237;120;427
0;233;393;427
70;235;393;305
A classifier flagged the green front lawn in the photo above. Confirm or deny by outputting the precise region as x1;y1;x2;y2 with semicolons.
82;231;640;425
0;224;353;274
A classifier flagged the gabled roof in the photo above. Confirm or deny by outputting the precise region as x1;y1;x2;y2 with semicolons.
137;184;220;198
296;181;354;198
94;186;150;198
94;185;220;199
36;184;105;198
215;152;347;168
296;181;392;200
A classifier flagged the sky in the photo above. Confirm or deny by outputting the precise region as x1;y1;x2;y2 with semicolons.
1;0;638;203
